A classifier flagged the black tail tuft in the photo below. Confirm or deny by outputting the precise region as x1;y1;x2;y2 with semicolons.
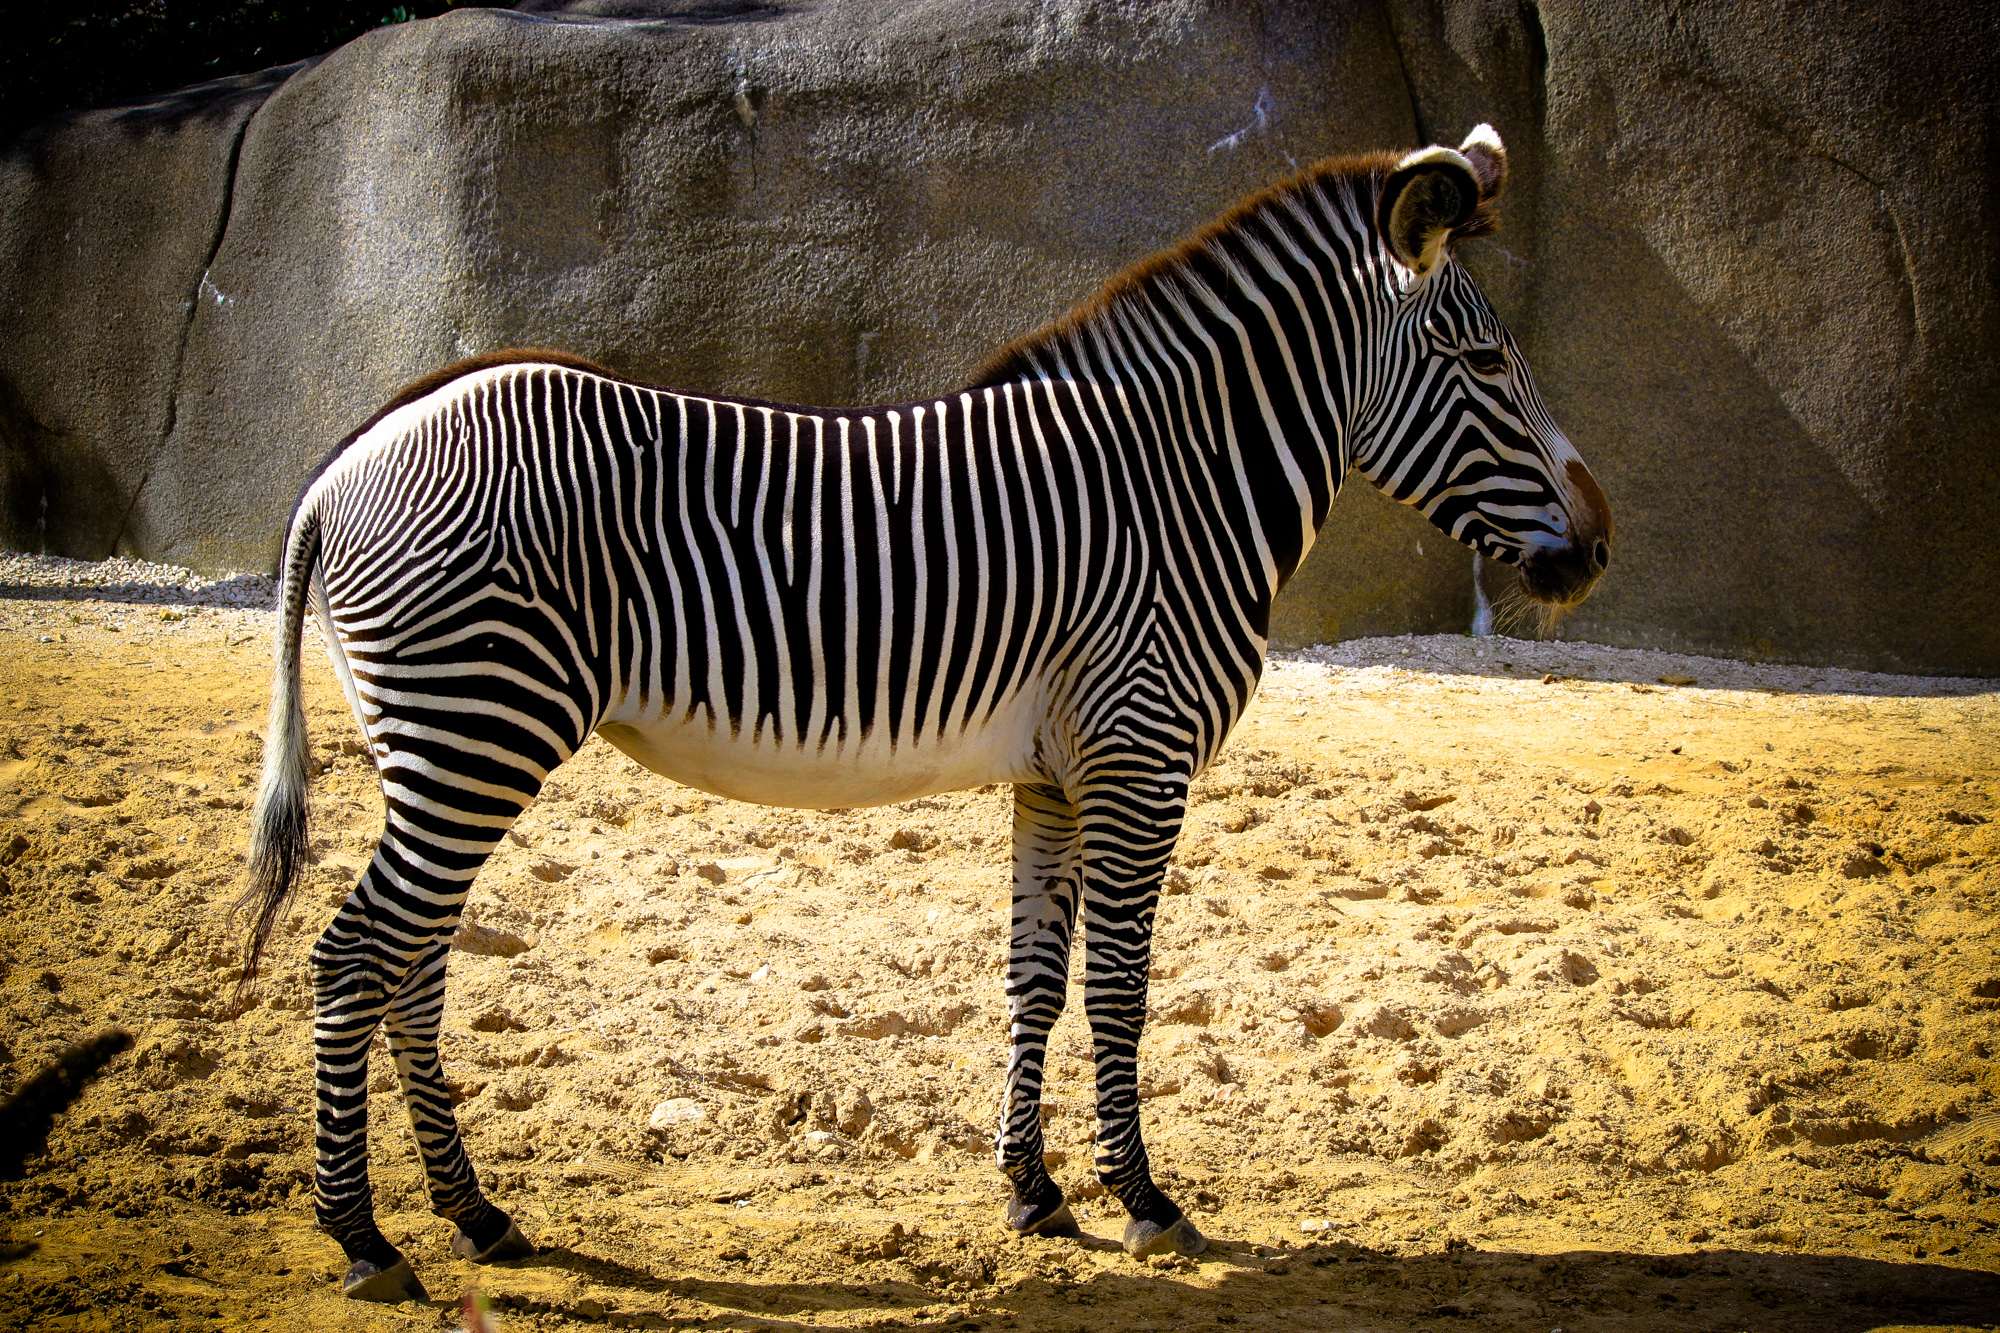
233;515;320;1002
235;756;309;994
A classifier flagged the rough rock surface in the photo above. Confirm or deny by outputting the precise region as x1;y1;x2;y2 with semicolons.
1;1;1433;598
1484;2;2000;679
1;1;1996;675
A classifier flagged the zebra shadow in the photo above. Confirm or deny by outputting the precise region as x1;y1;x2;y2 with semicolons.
464;1238;2000;1331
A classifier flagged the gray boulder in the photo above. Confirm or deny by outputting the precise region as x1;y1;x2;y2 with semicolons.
1503;1;1999;676
0;64;305;564
1;0;1994;675
6;0;1468;642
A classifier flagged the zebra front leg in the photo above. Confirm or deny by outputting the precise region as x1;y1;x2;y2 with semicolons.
996;782;1084;1238
381;942;534;1264
1077;777;1206;1258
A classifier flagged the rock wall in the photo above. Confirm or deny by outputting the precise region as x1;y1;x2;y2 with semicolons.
1475;2;2000;676
1;1;1993;674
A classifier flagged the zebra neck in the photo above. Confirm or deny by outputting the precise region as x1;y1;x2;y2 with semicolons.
1032;257;1373;602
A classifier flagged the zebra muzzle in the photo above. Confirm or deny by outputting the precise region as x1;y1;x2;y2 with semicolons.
1519;534;1609;606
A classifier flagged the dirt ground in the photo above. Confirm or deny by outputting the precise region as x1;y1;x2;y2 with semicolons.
1;556;1998;1333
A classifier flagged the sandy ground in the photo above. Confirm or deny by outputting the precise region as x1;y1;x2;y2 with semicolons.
1;554;1997;1332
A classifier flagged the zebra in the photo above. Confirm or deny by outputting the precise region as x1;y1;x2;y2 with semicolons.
240;123;1610;1302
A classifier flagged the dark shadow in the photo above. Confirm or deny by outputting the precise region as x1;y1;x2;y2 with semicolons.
507;1243;677;1292
454;1235;2000;1331
0;376;132;561
511;1;796;25
103;61;316;134
497;1245;973;1322
2;61;309;161
0;1030;133;1179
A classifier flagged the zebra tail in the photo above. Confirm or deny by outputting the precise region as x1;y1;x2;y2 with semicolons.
235;505;323;997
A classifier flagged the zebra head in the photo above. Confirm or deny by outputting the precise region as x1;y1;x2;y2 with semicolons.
1353;125;1611;613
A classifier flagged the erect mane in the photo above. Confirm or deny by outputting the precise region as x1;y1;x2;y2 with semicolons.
966;149;1499;390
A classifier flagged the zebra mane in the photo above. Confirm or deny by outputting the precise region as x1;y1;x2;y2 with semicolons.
967;149;1500;390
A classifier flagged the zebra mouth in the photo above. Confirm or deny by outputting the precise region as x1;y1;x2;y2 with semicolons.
1518;537;1608;607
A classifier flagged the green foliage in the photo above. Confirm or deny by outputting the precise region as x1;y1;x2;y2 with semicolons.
1;2;475;135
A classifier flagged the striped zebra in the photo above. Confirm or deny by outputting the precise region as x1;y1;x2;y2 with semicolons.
241;123;1610;1301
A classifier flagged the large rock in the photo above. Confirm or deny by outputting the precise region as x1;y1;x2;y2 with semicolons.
1387;1;1999;674
8;0;1443;615
0;65;305;563
1;0;1995;674
1531;2;1997;675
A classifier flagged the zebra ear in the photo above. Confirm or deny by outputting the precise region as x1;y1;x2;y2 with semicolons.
1458;123;1507;200
1378;146;1481;276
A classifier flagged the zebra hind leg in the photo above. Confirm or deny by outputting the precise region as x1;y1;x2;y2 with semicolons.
381;942;535;1263
311;888;427;1302
995;782;1084;1239
310;805;534;1301
1076;778;1207;1258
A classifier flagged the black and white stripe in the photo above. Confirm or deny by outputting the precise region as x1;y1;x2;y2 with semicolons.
242;124;1609;1299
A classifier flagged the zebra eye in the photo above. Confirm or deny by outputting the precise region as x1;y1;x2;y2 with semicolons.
1464;346;1508;376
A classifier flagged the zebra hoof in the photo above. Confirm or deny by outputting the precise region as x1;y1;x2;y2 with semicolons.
452;1219;536;1263
1003;1196;1084;1240
1123;1214;1207;1258
341;1256;429;1303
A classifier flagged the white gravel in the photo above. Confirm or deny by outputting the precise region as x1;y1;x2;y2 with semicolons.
0;552;274;608
1275;636;1995;699
2;551;1989;698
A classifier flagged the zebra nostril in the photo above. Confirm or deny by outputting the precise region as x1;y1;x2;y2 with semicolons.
1590;538;1610;574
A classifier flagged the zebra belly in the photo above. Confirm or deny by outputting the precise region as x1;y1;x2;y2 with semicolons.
593;701;1045;810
